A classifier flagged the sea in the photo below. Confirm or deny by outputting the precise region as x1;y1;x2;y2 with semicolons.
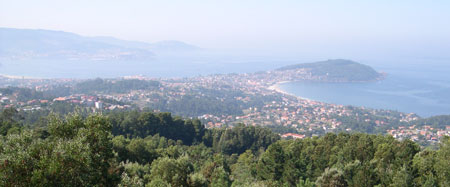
1;57;449;117
277;59;450;117
0;55;295;79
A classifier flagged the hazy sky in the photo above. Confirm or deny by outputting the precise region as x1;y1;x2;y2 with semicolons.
1;0;450;55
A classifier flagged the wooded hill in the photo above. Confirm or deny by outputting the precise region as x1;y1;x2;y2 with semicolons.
277;59;383;82
0;109;449;186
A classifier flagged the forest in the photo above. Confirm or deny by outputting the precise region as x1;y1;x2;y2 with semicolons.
0;108;449;186
276;59;382;82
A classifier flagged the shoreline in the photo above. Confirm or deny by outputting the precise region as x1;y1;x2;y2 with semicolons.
268;81;313;101
267;80;438;117
267;75;387;102
0;74;46;80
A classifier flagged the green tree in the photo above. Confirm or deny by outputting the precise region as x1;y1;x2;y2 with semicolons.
231;150;258;186
0;107;23;135
390;165;413;187
0;113;119;186
412;149;437;186
149;156;194;186
435;136;450;186
188;172;208;187
315;168;347;187
211;166;231;187
257;142;285;181
297;178;315;187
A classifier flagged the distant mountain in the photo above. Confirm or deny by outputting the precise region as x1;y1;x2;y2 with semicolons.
0;28;199;61
277;59;383;82
89;37;199;52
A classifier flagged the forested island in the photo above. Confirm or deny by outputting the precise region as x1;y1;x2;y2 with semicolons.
275;59;384;82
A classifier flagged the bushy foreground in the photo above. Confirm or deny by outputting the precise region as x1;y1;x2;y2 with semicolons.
0;112;449;186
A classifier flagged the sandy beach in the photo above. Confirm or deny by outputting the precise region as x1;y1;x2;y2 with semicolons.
268;81;312;101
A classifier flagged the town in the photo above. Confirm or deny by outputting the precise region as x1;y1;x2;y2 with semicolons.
0;66;449;146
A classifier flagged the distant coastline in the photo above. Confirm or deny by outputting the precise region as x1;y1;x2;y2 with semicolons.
0;74;44;80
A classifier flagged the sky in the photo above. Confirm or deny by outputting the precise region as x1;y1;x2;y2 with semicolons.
1;0;450;58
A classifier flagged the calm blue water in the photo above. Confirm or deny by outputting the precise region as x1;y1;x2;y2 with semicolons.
278;62;450;117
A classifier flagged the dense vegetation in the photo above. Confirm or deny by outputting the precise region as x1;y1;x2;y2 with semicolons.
74;78;161;94
277;59;382;82
0;109;449;186
0;87;55;102
161;94;245;117
414;115;450;129
148;87;279;117
0;78;160;102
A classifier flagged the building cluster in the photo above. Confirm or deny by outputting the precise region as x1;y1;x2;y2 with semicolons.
387;125;450;143
0;69;448;144
0;91;131;112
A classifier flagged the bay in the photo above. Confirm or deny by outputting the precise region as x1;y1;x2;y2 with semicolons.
277;63;450;117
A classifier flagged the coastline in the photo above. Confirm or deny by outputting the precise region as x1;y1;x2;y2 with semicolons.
268;81;313;101
267;73;387;102
0;74;45;80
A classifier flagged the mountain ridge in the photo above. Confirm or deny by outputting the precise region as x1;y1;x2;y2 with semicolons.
0;27;199;60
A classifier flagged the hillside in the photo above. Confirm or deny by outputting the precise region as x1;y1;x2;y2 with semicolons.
0;28;198;60
89;37;199;52
1;110;449;186
277;59;383;82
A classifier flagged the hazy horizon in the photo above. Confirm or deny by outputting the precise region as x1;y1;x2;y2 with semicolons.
1;1;450;60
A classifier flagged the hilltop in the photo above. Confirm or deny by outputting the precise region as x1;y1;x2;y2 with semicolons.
276;59;383;82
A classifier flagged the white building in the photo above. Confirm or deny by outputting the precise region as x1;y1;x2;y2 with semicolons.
95;101;103;109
